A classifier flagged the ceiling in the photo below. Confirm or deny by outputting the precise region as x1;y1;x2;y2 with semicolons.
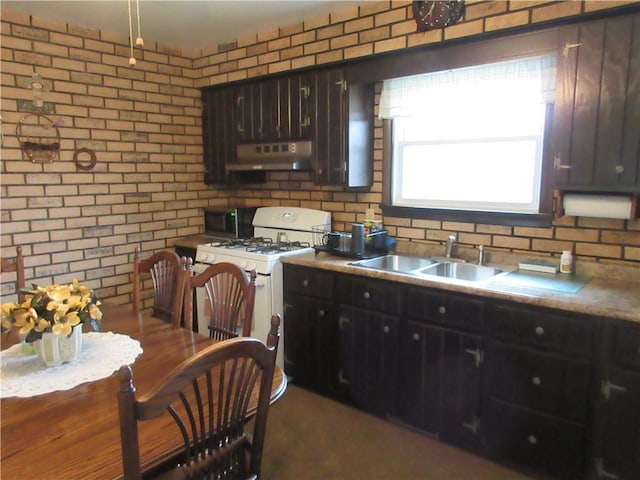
2;0;359;51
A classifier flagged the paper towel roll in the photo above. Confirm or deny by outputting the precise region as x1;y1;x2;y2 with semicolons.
563;194;633;219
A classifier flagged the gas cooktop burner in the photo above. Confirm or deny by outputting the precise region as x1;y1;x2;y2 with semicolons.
212;237;311;254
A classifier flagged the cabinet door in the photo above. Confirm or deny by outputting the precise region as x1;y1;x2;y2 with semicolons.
283;293;337;394
289;73;314;140
202;87;236;184
552;14;640;191
397;321;483;447
592;367;640;480
338;305;398;417
235;83;265;142
314;68;346;185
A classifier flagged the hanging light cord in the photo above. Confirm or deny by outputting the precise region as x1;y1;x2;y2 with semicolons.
127;0;135;65
136;0;144;46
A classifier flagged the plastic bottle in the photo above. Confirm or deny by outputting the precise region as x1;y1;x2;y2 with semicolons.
560;250;573;274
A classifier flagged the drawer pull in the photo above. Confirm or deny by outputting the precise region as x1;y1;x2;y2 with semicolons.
363;291;371;300
438;306;446;315
302;279;309;287
339;316;350;329
601;380;627;400
338;369;350;385
383;325;390;334
532;376;541;386
318;309;325;318
535;326;544;336
462;416;479;434
412;333;420;342
527;435;537;445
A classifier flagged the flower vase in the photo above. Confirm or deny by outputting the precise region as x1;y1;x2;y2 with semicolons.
33;325;83;367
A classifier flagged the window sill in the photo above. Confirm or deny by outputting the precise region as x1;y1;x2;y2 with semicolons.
381;204;553;227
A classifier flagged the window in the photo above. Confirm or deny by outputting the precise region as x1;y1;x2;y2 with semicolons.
380;55;556;216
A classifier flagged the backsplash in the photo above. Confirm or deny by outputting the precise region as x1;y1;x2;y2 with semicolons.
1;1;638;304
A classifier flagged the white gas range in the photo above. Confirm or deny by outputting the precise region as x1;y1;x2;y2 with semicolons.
194;206;331;370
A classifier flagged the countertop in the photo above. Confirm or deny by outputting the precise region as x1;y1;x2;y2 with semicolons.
280;252;640;324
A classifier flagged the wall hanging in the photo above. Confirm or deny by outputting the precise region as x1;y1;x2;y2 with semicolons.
16;113;62;163
22;73;51;108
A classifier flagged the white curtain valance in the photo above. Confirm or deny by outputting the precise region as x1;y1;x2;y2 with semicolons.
378;54;557;119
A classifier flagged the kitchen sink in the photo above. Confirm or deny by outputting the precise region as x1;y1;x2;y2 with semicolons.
350;254;506;283
350;254;437;273
418;262;505;282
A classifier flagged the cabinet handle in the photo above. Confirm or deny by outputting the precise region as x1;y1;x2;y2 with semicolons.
300;85;310;98
438;306;446;315
532;376;542;386
318;309;325;318
464;348;483;367
601;380;627;400
527;435;537;445
236;121;244;133
383;325;390;334
335;80;347;91
595;457;620;479
412;333;420;342
535;326;544;336
562;42;582;58
236;95;244;106
363;291;370;300
339;315;350;329
615;165;624;174
299;116;310;128
302;279;309;287
462;416;479;434
554;154;571;170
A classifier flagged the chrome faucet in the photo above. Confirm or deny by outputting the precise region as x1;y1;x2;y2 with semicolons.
478;245;485;265
445;233;457;258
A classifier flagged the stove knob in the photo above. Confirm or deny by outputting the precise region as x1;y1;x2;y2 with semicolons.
238;261;248;270
206;253;216;263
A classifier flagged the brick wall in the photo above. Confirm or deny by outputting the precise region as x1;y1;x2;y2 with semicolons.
1;1;638;305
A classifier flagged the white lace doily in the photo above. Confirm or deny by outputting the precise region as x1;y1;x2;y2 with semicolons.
0;332;143;398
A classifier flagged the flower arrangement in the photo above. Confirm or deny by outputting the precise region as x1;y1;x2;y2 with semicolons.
1;279;102;343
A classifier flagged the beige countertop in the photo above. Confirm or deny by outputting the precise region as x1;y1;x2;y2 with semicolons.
281;252;640;324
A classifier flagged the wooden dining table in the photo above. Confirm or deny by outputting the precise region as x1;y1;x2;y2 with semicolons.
0;302;287;479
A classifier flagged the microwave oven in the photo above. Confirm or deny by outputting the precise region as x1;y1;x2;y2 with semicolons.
204;207;256;239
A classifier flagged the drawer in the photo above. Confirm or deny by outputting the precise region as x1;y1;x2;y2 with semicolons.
486;341;591;422
283;265;333;300
407;288;484;333
611;322;640;371
488;303;594;358
336;275;401;315
484;399;586;479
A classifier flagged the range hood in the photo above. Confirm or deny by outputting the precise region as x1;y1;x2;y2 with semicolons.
228;141;313;171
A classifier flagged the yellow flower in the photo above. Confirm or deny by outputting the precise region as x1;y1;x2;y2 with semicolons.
89;303;103;321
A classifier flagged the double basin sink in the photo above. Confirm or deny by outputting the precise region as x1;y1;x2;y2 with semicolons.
350;254;507;283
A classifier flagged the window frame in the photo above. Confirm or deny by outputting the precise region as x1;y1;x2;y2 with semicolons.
375;31;560;227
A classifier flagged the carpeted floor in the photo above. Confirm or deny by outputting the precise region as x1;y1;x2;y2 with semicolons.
259;385;534;480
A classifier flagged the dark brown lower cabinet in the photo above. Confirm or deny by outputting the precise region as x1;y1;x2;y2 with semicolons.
337;305;398;416
282;264;639;480
589;321;640;480
397;321;483;449
484;399;587;479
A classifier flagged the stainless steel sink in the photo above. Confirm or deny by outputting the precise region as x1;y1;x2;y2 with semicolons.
350;254;437;273
418;262;504;282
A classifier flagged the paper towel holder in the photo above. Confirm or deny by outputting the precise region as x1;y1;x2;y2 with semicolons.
554;190;637;220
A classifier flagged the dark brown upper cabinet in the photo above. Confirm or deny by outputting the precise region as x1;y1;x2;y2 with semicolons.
312;68;374;187
551;13;640;193
202;86;236;184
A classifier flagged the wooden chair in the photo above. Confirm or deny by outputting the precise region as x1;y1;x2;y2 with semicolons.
133;247;186;327
1;246;26;303
183;262;257;340
117;321;280;480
